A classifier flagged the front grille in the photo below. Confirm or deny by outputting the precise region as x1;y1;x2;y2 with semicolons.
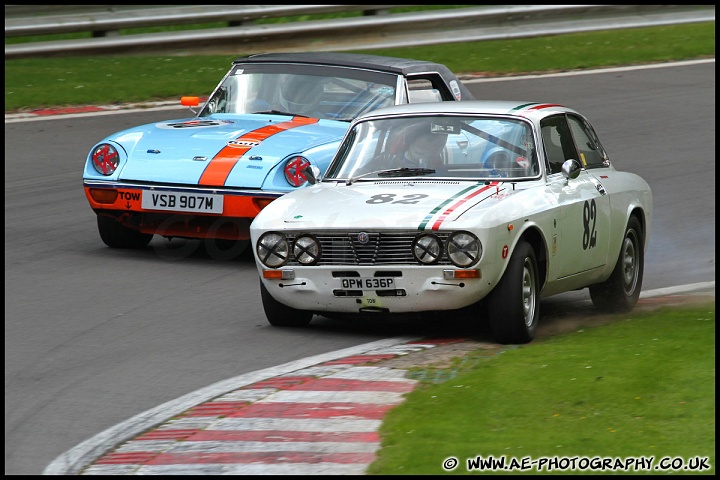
285;231;452;266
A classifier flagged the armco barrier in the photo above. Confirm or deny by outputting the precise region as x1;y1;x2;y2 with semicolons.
4;5;715;59
4;5;406;37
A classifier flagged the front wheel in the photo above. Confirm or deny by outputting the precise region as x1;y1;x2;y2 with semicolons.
260;281;313;327
97;215;152;249
485;240;540;344
589;216;644;313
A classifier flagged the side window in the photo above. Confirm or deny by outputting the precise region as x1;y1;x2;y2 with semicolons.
408;88;442;103
407;78;441;103
567;115;608;168
540;115;577;174
405;74;454;103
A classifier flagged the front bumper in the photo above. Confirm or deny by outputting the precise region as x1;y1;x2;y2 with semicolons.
85;181;281;240
259;265;493;314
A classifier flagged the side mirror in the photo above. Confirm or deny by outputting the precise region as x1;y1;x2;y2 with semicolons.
180;96;200;115
180;96;200;107
303;164;322;185
561;159;582;180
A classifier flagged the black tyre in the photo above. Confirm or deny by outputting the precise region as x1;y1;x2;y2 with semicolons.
97;215;152;249
260;281;313;327
589;216;644;313
486;240;540;344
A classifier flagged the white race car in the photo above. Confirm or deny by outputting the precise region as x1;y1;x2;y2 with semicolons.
250;101;653;344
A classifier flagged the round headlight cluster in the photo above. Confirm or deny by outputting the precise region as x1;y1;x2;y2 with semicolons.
446;231;482;267
284;155;312;187
257;233;320;267
91;143;120;175
256;232;290;267
293;235;320;265
412;234;442;264
413;232;482;267
257;230;482;269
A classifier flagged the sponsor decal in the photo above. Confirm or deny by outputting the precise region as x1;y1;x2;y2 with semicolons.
449;80;462;100
515;156;530;168
228;140;262;148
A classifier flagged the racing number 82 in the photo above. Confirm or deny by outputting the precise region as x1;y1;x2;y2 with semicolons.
366;193;428;204
582;199;597;250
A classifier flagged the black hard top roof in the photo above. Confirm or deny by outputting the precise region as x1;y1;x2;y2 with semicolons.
235;52;449;75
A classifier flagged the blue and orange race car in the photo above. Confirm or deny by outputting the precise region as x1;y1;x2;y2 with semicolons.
83;52;473;254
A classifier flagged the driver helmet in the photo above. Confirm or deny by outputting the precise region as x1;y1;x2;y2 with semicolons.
403;121;448;165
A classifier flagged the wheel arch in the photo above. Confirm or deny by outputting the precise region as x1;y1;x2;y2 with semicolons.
517;225;548;292
629;206;647;249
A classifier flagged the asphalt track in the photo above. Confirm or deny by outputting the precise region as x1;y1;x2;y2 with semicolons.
44;283;715;475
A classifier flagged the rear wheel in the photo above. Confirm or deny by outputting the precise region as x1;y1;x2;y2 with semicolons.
260;281;313;327
97;215;152;249
485;240;540;344
590;216;644;313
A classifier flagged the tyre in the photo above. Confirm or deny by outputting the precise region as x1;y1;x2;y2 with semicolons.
589;216;644;313
485;240;540;344
260;281;313;327
97;215;152;249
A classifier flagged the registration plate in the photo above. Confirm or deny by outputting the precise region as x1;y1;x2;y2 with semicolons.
142;191;223;214
340;277;395;290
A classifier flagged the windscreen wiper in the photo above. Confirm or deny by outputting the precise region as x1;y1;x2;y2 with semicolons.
255;110;309;118
346;167;435;186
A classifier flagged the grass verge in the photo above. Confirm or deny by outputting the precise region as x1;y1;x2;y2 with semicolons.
4;22;714;113
368;302;715;475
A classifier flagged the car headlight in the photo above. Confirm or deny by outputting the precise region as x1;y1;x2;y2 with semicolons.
256;232;290;267
446;231;482;267
284;155;311;187
91;143;120;175
293;235;320;265
412;234;442;264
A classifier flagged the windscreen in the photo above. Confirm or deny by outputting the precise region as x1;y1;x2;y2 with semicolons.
199;64;397;121
325;115;539;181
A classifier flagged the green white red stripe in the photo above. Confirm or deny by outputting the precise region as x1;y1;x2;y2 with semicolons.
508;102;564;113
418;181;500;231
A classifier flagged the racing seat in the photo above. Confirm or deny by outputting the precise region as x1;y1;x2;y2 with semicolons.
542;125;565;174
